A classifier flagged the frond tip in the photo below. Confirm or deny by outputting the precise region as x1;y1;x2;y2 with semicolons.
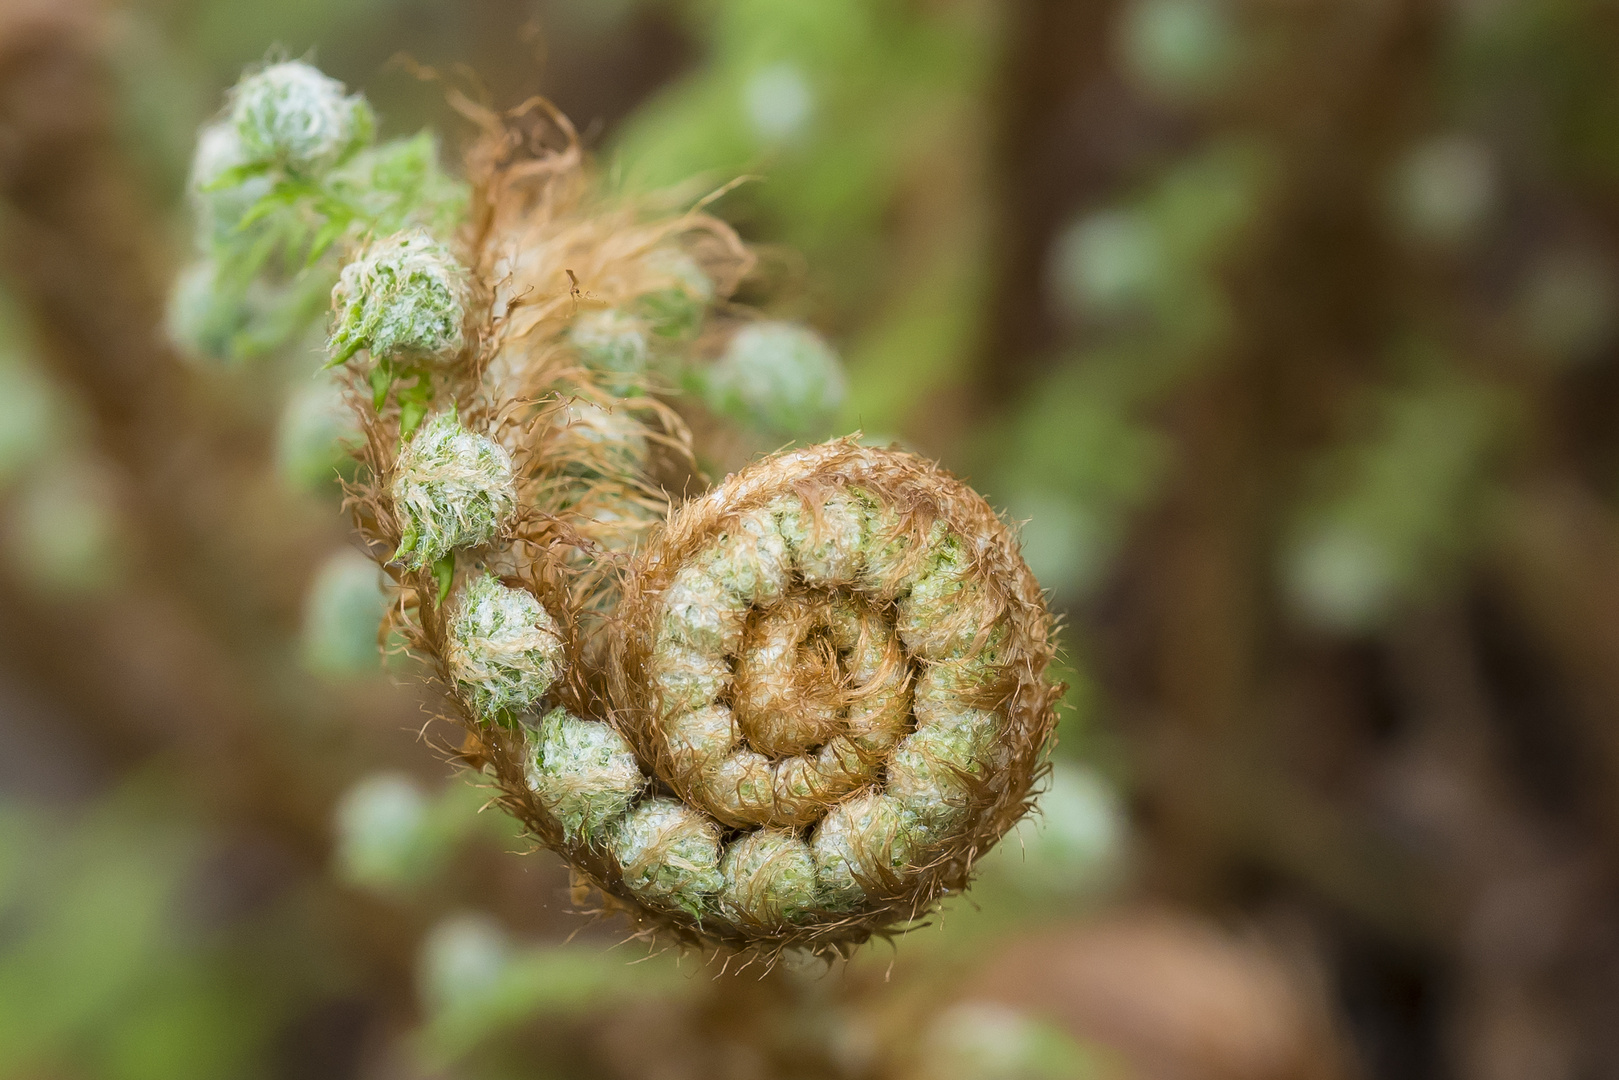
173;67;1065;961
229;60;375;174
328;229;469;366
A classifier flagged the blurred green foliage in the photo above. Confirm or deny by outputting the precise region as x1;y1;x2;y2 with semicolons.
0;787;279;1078
612;0;998;434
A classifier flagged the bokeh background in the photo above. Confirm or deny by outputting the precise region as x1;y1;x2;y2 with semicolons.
2;0;1618;1076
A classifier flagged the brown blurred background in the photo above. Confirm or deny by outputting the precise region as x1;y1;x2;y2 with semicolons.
3;0;1619;1077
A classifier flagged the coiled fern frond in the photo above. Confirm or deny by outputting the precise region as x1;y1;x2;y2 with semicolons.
178;61;1060;959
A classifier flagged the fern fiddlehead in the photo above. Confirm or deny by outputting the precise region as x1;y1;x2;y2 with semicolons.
610;440;1059;943
180;64;1061;958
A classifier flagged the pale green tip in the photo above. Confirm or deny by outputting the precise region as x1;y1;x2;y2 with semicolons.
329;229;467;365
229;60;374;174
718;829;820;928
390;412;515;571
528;710;647;844
613;797;723;919
446;573;564;720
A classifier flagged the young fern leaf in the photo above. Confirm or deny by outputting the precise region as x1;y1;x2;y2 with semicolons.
180;63;1060;960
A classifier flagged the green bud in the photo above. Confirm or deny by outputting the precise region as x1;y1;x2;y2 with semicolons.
704;322;845;437
331;132;470;238
887;707;1000;838
895;529;1002;659
391;411;515;571
811;791;918;909
188;122;274;247
718;829;820;928
165;258;247;362
692;506;791;604
528;709;647;843
613;797;724;919
636;248;713;339
445;573;565;719
301;547;389;678
329;229;467;365
648;642;729;717
229;60;374;174
657;562;748;656
276;374;362;491
772;490;868;585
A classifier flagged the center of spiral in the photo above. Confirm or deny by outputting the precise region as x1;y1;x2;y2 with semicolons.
732;591;869;757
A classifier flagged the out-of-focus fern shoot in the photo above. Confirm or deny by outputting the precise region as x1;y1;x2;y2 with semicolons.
229;61;374;175
9;462;118;594
1285;525;1401;633
636;248;714;340
1282;377;1501;632
1391;136;1496;245
0;340;59;485
334;773;432;888
301;548;389;677
1050;210;1163;320
743;63;815;145
165;259;244;362
568;309;650;395
920;1002;1104;1080
276;376;363;492
188;122;271;248
1118;0;1240;103
419;913;512;1015
332;132;469;238
702;322;846;437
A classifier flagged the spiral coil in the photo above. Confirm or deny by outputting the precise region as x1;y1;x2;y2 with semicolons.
602;440;1059;946
178;65;1065;956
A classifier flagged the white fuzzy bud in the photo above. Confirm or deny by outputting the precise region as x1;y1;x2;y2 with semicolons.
811;790;918;909
657;562;749;656
692;505;791;605
772;490;868;585
329;229;467;365
528;710;646;843
613;797;724;919
896;529;1004;659
647;642;729;717
391;411;515;571
446;574;565;719
718;829;820;928
229;61;374;174
705;322;846;436
887;707;1000;838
